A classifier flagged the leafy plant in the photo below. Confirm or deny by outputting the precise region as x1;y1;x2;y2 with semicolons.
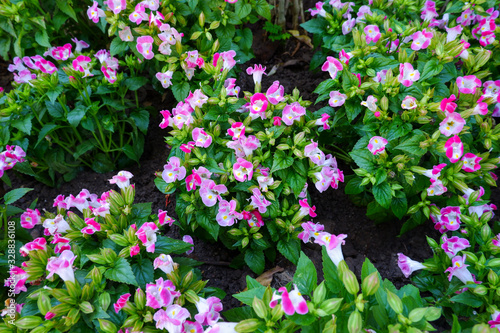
263;21;291;42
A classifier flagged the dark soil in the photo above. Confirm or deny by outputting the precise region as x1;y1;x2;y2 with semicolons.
3;12;499;331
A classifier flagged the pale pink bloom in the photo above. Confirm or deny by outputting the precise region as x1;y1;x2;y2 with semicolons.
158;209;175;226
446;25;463;43
269;285;308;316
249;93;268;120
105;0;126;14
342;17;356;35
388;39;400;52
185;173;202;192
483;80;500;99
154;254;177;275
427;179;447;196
493;103;500;117
180;236;193;255
364;25;381;43
445;135;463;163
4;266;28;294
105;56;118;70
469;203;497;218
13;70;36;85
398;63;420;87
339;49;351;64
185;90;207;110
246;64;266;85
20;208;41;229
361;95;378;112
298;221;324;243
185;50;204;68
304;140;325;165
299;199;317;218
445;255;474;284
46;250;76;283
249;188;271;213
282;102;306;126
310;2;326;17
329;91;347;107
66;189;93;212
193;166;212;181
87;1;105;23
94;49;109;63
136;222;158;253
321;56;343;79
142;0;160;11
22;56;37;70
457;75;481;94
212;50;237;71
367;136;388;155
227;135;260;157
43;214;71;235
149;11;164;27
373;70;388;84
440;94;457;113
411;29;433;50
8;57;27;72
401;96;417;109
71;38;90;52
439;112;466;137
356;5;372;23
461;153;482;172
109;170;133;189
488;310;500;330
81;217;101;234
129;3;148;24
183;321;203;333
457;8;474;26
233;158;253;182
316;232;347;266
256;170;274;192
313;166;335;192
225;78;240;97
192;128;212;148
199;180;227;207
493;235;500;248
422;163;446;183
194;297;223;326
72;55;93;77
101;65;117;83
153;304;190;331
154;71;173;89
398;253;425;278
421;1;438;21
117;26;134;42
462;186;485;204
162;157;186;183
441;235;470;258
227;122;245;139
136;36;154;60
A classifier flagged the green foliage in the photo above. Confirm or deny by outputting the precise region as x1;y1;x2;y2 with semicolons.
263;21;291;42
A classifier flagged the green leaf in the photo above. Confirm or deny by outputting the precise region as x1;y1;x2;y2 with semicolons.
56;0;77;21
345;100;363;122
36;124;59;147
130;110;149;134
223;306;254;322
154;235;193;254
125;77;148;91
293;252;317;295
386;119;412;142
131;259;154;290
244;249;265;274
345;177;365;195
288;172;307;198
4;188;33;205
233;286;266;306
73;141;95;160
372;182;392;209
349;149;376;172
255;0;272;20
449;293;483;308
271;150;293;173
172;82;190;102
394;132;427;156
235;1;252;19
313;79;336;95
91;153;114;173
110;37;129;56
289;312;316;326
122;144;139;162
277;238;300;264
35;30;50;48
46;86;64;104
369;56;399;72
67;105;86;127
154;178;176;194
11;115;33;135
419;58;443;82
322;247;342;293
391;193;407;219
374;168;387;185
187;0;198;11
104;257;138;286
300;18;328;34
196;211;219;241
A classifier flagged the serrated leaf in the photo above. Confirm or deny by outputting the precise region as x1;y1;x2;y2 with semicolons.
449;293;483;307
391;194;407;219
172;82;190;102
271;150;293;173
233;286;266;306
235;1;252;19
419;58;443;82
345;177;365;195
56;0;77;21
67;105;86;127
104;257;138;286
394;132;427;156
277;238;300;264
196;211;219;241
110;37;129;56
35;30;50;48
125;77;148;91
349;149;376;172
372;182;392;209
154;235;193;254
130;110;149;134
293;252;317;295
288;172;307;198
4;188;33;205
245;249;265;274
131;259;154;289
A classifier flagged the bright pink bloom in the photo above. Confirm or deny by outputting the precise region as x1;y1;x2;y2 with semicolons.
233;158;253;182
457;75;481;94
35;58;57;74
105;0;127;14
488;311;500;331
339;49;351;64
493;235;500;248
81;217;101;235
329;91;347;107
315;232;347;265
130;244;140;257
249;93;268;120
212;50;237;71
242;210;264;228
321;56;343;79
192;128;212;148
270;284;308;316
146;277;174;309
367;136;388;155
109;170;133;189
149;11;165;27
445;135;463;163
398;63;420;87
129;3;148;24
153;254;177;275
20;237;47;257
185;50;204;69
427;179;447;196
249;188;271;213
46;250;76;283
4;266;28;294
72;55;93;77
158;209;175;226
310;2;326;17
153;304;190;330
273;116;282;126
461;153;482;172
185;173;202;192
186;89;208;109
114;293;131;313
397;253;425;278
20;208;41;229
227;122;245;139
87;1;105;23
440;206;461;231
225;78;240;97
439;112;465;137
136;222;158;253
246;64;266;85
445;255;474;284
315;113;331;130
364;25;381;43
373;69;388;84
411;29;433;50
298;221;324;243
422;163;446;182
282;102;306;126
159;110;173;129
136;36;154;60
13;70;36;85
440;94;457;113
441;235;470;258
101;65;117;83
194;297;223;326
52;44;72;61
299;199;317;218
180;141;196;153
182;235;194;254
162;157;186;183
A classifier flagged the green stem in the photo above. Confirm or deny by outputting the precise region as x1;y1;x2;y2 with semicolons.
51;135;92;168
91;113;111;155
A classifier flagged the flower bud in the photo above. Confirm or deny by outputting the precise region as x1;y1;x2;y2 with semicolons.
81;284;94;301
361;271;380;296
252;296;268;319
109;189;125;207
387;290;403;314
228;228;243;236
79;301;94;314
472;323;492;333
342;269;359;295
99;292;111;311
313;281;327;304
98;319;118;333
355;293;364;312
241;237;249;248
235;319;263;332
264;191;275;201
67;211;86;229
65;308;80;326
347;310;362;333
488;269;499;286
109;233;129;246
319;298;342;315
471;285;488;296
122;314;140;328
276;144;290;150
65;281;82;298
121;186;134;205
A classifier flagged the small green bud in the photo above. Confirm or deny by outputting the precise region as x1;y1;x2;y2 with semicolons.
361;271;380;296
79;301;94;314
235;319;264;332
387;290;403;314
99;292;111;311
347;310;362;333
313;281;327;304
98;319;118;333
135;288;146;310
342;269;359;295
252;296;268;319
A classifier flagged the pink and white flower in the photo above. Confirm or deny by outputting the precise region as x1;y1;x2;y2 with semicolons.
13;70;37;85
87;1;105;23
158;209;175;226
304;140;325;165
136;222;158;253
194;297;223;326
199;180;227;207
186;89;208;109
249;93;268;120
445;135;463;163
445;255;474;284
364;25;381;44
256;168;274;192
153;254;177;275
212;50;237;71
457;8;475;26
483;80;500;99
233;158;253;182
20;237;47;256
136;36;154;60
81;217;101;235
310;2;326;17
373;70;388;84
440;94;457;113
299;199;317;219
105;0;126;14
316;232;347;266
109;171;133;189
342;17;356;35
441;235;470;258
401;96;417;109
439;112;466;137
367;136;388;155
71;38;90;52
215;200;243;227
339;50;351;65
329;91;347;107
162;157;186;183
457;75;481;94
192;128;212;148
361;95;377;112
46;250;76;283
227;122;245;139
441;206;461;231
119;26;134;42
242;210;264;228
398;63;420;87
427;179;447;196
225;78;241;97
146;277;175;309
321;56;343;80
4;266;28;294
129;3;148;24
72;55;93;78
101;65;117;83
249;188;271;213
246;64;266;85
43;214;71;235
488;311;500;331
20;208;41;229
282;102;306;126
52;44;72;61
114;293;131;313
397;253;425;278
446;25;463;43
461;153;482;172
35;58;57;74
298;221;324;243
411;29;433;50
8;57;26;72
153;304;190;331
356;5;372;23
156;71;174;89
269;284;308;316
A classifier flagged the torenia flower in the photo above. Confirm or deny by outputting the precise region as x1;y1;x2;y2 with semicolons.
186;89;208;109
227;122;245;139
441;235;470;258
364;25;381;43
361;95;377;112
488;311;500;331
304;140;325;165
249;93;268;120
422;163;447;182
373;69;388;84
119;26;134;42
472;96;488;116
154;254;178;275
156;71;173;89
81;217;101;235
411;29;433;50
483;80;500;99
87;1;105;23
457;8;474;26
469;203;497;218
445;135;463;163
233;158;253;182
71;38;89;52
246;64;266;85
129;3;148;24
105;0;126;14
52;44;72;61
342;17;356;34
321;56;343;79
183;235;194;254
158;209;175;226
329;91;347;107
440;206;461;231
269;284;308;315
427;179;447;196
299;199;317;218
194;297;223;326
109;171;133;189
445;255;474;284
215;200;244;227
162;157;186;183
440;94;457;113
136;222;158;253
13;70;36;85
212;50;237;71
154;304;190;331
298;221;324;243
398;63;420;87
446;25;463;43
20;237;47;256
225;78;240;97
136;36;154;60
4;266;28;294
192;128;212;148
46;250;76;283
101;65;117;83
249;188;271;213
339;49;351;64
356;5;372;23
310;2;326;17
367;136;388;155
72;55;93;78
457;75;481;94
8;57;26;72
130;244;140;257
114;293;131;313
43;214;71;235
397;253;425;278
282;102;306;126
185;50;204;68
401;96;417;109
316;232;347;266
199;180;227;207
146;277;175;309
20;208;41;229
461;153;482;172
439;112;465;137
257;170;274;192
